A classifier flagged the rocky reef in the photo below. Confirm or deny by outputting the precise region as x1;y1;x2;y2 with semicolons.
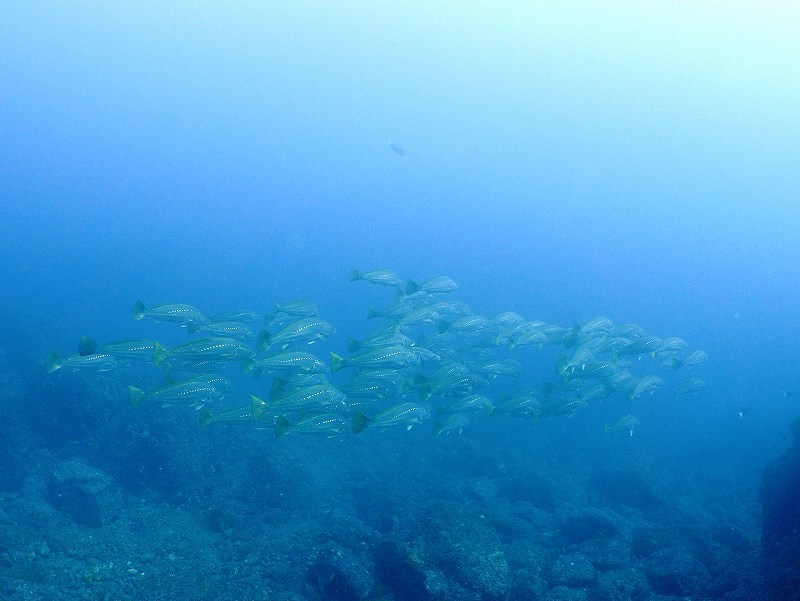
760;418;800;601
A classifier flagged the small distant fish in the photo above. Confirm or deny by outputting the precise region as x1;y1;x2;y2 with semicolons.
257;318;335;353
132;301;208;327
273;413;348;438
605;414;640;436
254;383;346;414
199;400;263;429
389;142;406;156
670;349;708;369
675;377;706;398
352;402;431;433
153;337;255;367
406;276;458;296
350;268;403;288
208;309;261;324
433;412;470;437
188;321;255;341
267;300;319;326
129;379;224;408
244;351;328;377
628;375;664;400
330;346;419;373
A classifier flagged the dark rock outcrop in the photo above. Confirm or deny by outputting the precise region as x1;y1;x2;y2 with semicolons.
760;418;800;601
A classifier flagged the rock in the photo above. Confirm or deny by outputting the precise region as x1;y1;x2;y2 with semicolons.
573;538;630;570
547;552;595;587
592;568;649;601
542;585;588;601
375;500;511;601
760;417;800;601
645;548;709;597
47;459;118;527
308;541;373;601
557;508;621;544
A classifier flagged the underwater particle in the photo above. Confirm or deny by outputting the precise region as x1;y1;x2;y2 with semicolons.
389;142;405;156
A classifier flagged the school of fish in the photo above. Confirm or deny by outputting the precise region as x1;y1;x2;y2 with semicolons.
46;269;707;438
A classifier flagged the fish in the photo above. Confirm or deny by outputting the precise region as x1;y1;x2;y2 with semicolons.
46;352;118;373
199;399;264;428
153;337;255;367
347;331;414;353
330;346;419;373
257;318;335;353
78;337;156;361
605;414;640;436
489;390;542;418
675;377;706;397
244;351;328;377
538;397;587;418
439;393;494;415
389;142;406;156
254;383;346;413
415;371;488;401
208;309;261;324
273;413;348;438
669;349;708;369
350;268;403;288
132;301;208;326
129;379;224;408
187;321;254;341
352;402;431;433
558;346;594;375
267;300;320;325
438;315;489;335
433;412;470;436
405;276;458;296
628;375;664;400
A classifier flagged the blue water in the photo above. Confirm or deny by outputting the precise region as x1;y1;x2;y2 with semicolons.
1;3;799;599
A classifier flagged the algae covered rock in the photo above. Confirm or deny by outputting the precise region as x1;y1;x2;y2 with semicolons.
375;499;511;601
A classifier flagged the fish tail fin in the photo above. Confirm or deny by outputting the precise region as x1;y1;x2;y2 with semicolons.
256;330;270;354
274;415;291;438
199;409;214;429
484;401;495;415
347;338;361;353
437;320;450;335
132;300;146;321
352;411;370;434
432;421;443;437
153;342;168;366
241;358;255;373
367;308;379;319
45;352;62;373
128;386;145;407
603;423;611;435
349;268;362;282
406;280;419;295
671;358;683;370
251;395;266;420
330;352;346;373
186;322;199;334
78;336;99;356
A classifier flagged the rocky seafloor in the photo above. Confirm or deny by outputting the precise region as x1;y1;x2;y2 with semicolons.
0;360;793;601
